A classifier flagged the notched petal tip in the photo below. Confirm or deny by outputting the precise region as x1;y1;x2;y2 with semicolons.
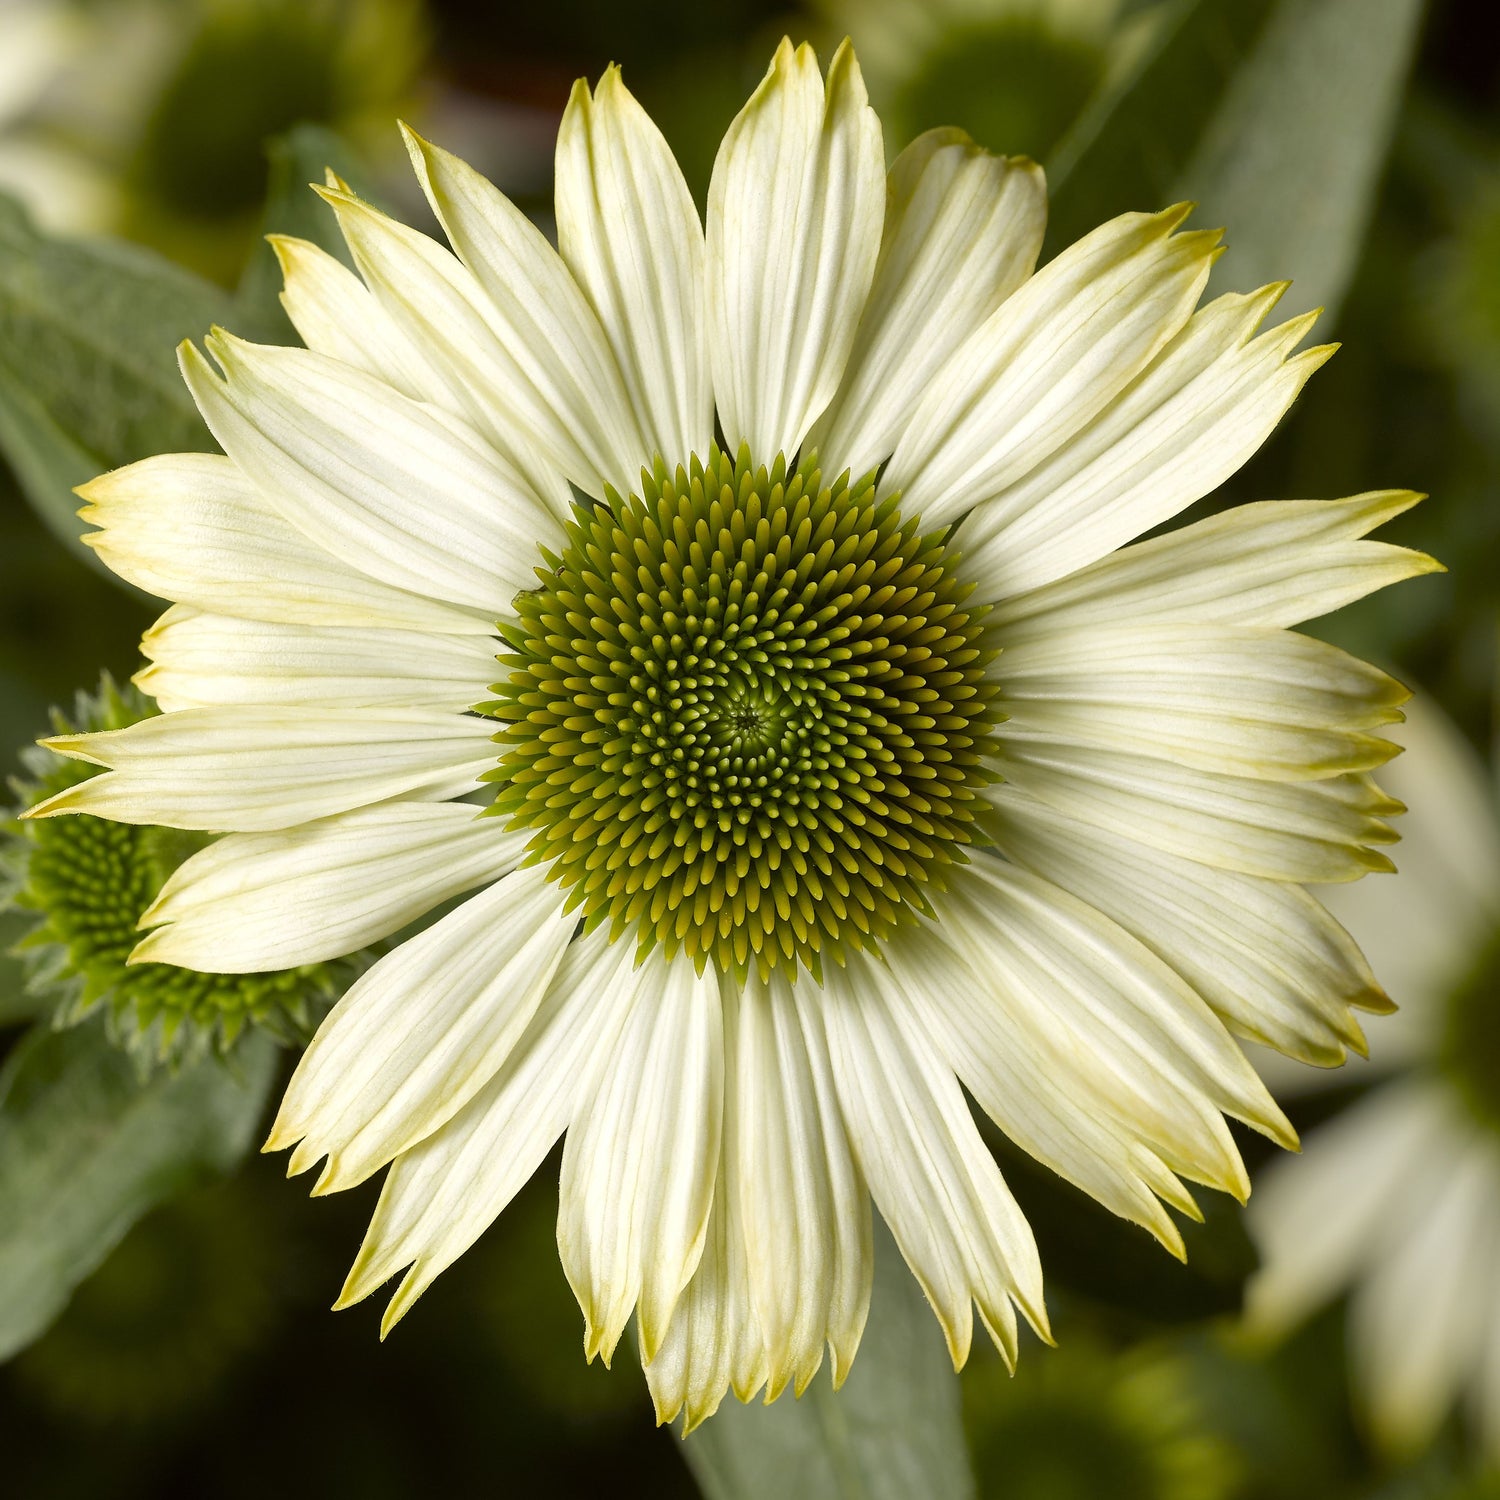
123;933;156;964
21;772;108;820
1295;341;1340;375
38;731;102;760
311;180;357;212
635;1314;668;1369
826;33;861;76
581;1317;618;1369
176;336;227;391
790;1355;824;1400
397;120;448;183
678;1401;718;1438
1157;200;1197;232
261;1115;308;1158
1261;1109;1301;1155
332;1251;393;1313
378;1273;427;1339
311;1153;372;1196
1354;983;1397;1018
71;470;111;505
563;73;593;117
265;232;304;274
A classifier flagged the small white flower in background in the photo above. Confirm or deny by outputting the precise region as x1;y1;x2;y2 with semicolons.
25;38;1434;1429
0;0;122;233
1248;695;1500;1463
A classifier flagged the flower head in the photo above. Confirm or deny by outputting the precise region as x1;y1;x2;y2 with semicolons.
28;39;1435;1428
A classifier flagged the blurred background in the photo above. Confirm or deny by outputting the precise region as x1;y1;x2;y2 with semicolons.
0;0;1497;1495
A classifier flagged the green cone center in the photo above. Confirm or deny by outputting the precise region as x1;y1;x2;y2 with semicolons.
484;444;1002;981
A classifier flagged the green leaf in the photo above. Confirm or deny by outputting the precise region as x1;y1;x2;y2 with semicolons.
680;1221;976;1500
0;193;235;570
234;123;379;344
1047;0;1424;326
1172;0;1426;323
0;1019;277;1360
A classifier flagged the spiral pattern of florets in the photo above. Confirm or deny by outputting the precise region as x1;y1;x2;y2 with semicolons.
4;678;336;1062
485;444;1001;980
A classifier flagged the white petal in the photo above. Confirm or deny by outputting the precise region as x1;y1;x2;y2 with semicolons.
1317;697;1500;1044
137;606;497;714
988;737;1401;882
315;183;579;516
821;961;1048;1369
557;951;724;1365
1245;1080;1452;1335
269;235;448;403
988;490;1438;642
956;288;1333;598
77;453;496;634
878;926;1193;1248
992;623;1407;781
884;205;1219;532
810;129;1045;480
646;1031;769;1433
267;870;575;1192
334;929;639;1331
181;335;555;615
986;787;1387;1066
135;801;525;972
927;859;1292;1183
1351;1119;1500;1455
30;706;496;832
402;126;649;499
555;67;711;467
706;38;884;460
735;970;872;1399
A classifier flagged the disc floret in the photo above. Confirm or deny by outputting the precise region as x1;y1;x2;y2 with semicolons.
485;444;1001;980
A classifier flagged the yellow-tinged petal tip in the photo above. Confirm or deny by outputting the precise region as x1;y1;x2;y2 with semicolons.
20;778;106;822
332;1259;381;1312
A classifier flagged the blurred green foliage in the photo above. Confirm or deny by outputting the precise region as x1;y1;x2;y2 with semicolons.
0;0;1497;1495
0;1021;276;1362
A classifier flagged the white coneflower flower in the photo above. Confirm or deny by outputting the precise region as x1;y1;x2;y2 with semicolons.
1248;698;1500;1462
26;38;1433;1429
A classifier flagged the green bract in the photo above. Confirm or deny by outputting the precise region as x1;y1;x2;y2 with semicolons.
486;445;1001;981
3;677;335;1062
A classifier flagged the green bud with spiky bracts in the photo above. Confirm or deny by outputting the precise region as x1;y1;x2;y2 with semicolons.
2;676;341;1065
